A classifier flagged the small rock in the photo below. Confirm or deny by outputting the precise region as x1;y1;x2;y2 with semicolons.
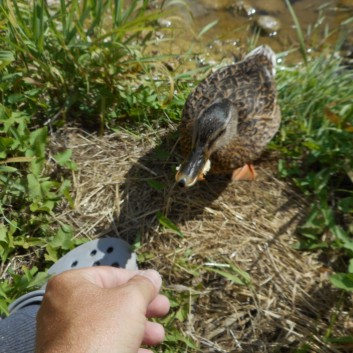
256;15;281;36
158;19;172;28
235;0;256;17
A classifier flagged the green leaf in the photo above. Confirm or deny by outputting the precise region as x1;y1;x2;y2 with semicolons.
29;200;55;213
299;206;326;239
348;259;353;274
331;225;353;252
50;225;74;250
0;166;18;173
330;273;353;291
29;127;47;157
40;179;60;200
147;179;165;191
0;300;9;316
0;51;15;62
0;137;14;151
0;223;15;263
27;173;42;199
59;179;74;208
156;212;183;237
13;236;46;249
303;139;320;151
0;225;7;242
26;271;49;289
292;240;328;250
324;336;353;344
206;267;251;286
25;88;41;97
165;332;198;349
338;197;353;213
53;149;76;169
28;127;48;175
44;244;59;263
0;284;8;300
8;94;25;104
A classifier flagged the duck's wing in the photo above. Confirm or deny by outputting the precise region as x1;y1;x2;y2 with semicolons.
182;56;277;126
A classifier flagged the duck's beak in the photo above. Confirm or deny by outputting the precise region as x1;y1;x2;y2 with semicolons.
175;147;209;187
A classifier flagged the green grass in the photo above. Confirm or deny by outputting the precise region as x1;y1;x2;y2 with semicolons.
276;55;353;287
0;0;188;130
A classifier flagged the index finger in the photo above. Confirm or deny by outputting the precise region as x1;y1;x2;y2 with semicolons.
62;266;141;288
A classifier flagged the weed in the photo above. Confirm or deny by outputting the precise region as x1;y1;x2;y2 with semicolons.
0;105;78;311
276;55;353;289
0;0;186;131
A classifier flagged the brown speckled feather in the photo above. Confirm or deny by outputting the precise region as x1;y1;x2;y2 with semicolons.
179;45;281;174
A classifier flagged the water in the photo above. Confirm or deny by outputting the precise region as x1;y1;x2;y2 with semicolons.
157;0;353;64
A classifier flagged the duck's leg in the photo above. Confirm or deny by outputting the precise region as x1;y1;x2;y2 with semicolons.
231;164;257;181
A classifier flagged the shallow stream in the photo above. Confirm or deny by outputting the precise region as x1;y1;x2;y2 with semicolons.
157;0;353;64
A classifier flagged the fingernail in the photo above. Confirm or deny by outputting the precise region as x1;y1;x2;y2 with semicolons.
139;269;162;290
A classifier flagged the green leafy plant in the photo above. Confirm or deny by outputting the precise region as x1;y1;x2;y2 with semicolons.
0;0;187;131
276;55;353;288
0;267;49;315
160;289;199;352
0;104;77;312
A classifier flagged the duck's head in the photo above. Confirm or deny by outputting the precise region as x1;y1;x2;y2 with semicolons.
175;100;238;187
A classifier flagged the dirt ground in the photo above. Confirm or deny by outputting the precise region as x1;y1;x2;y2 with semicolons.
52;126;353;353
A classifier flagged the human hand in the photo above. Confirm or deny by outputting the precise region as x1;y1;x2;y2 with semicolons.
36;267;170;353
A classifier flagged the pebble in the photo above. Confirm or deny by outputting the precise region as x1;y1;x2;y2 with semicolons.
256;15;281;36
235;0;256;17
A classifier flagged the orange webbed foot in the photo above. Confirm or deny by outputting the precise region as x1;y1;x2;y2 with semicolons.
231;164;257;181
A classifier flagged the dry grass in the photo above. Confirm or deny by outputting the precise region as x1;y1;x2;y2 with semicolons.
51;126;353;353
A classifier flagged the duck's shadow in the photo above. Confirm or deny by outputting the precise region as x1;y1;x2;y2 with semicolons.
112;130;230;243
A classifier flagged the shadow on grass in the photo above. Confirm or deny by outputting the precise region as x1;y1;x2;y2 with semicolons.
112;130;231;244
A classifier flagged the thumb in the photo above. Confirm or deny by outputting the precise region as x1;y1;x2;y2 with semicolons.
125;269;163;305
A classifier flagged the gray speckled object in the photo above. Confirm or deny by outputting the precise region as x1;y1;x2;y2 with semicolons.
8;237;138;314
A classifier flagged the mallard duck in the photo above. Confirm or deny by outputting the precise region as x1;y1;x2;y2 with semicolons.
175;45;281;187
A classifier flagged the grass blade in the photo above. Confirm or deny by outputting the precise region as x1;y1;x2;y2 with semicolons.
198;19;218;39
285;0;307;65
32;0;45;52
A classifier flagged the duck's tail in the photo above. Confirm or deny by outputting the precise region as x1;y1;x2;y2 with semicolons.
244;45;277;76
